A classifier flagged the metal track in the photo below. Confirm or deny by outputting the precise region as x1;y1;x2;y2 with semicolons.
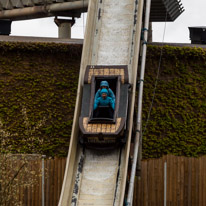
58;0;144;205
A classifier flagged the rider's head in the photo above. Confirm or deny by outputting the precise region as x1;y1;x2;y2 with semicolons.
100;81;109;89
100;88;108;99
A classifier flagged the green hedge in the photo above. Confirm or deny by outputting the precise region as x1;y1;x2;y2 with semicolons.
0;42;205;158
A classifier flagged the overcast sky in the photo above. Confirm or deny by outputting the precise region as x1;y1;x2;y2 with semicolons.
11;0;205;43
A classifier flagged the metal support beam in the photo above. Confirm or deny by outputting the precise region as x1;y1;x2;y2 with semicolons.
0;0;88;20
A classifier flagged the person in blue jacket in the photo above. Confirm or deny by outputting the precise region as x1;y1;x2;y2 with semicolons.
93;88;115;118
95;81;115;103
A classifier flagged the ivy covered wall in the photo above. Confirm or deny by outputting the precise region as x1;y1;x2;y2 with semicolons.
0;42;205;158
142;45;206;158
0;42;81;157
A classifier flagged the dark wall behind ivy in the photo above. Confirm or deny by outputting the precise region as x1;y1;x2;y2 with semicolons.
0;42;205;158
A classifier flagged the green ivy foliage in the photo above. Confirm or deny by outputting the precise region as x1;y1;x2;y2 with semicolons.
0;42;205;158
0;42;82;157
142;45;206;158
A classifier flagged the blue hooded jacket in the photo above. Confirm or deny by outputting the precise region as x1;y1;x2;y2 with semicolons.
93;88;115;110
94;81;115;103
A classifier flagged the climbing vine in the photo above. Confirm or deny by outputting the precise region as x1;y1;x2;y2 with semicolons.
142;45;206;158
0;42;81;157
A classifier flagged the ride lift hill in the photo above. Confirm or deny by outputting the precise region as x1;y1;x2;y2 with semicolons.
0;0;184;205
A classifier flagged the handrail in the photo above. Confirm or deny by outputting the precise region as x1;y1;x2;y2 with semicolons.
126;0;152;205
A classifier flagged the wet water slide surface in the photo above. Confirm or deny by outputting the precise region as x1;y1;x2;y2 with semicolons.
58;0;144;205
